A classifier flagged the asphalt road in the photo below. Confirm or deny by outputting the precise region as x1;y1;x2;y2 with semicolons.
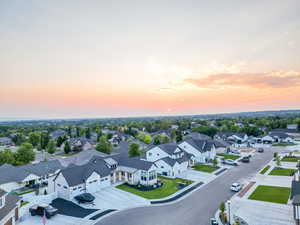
96;150;276;225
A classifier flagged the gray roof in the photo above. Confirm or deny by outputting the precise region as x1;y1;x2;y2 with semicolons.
110;154;154;171
213;139;230;148
271;128;299;134
0;137;12;144
0;189;6;198
160;157;177;167
157;143;181;155
187;132;211;140
59;157;113;187
0;160;63;185
0;192;20;221
50;129;66;138
182;138;215;153
269;132;291;139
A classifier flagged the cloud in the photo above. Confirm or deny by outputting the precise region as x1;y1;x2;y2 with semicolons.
185;71;300;89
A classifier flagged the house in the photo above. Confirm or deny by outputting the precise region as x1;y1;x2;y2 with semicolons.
0;137;13;146
184;132;211;140
108;132;130;146
269;132;294;143
215;132;248;145
256;134;275;144
171;125;179;130
150;130;171;139
52;155;157;200
213;139;231;154
178;138;216;163
145;143;192;178
288;124;298;130
270;128;300;137
49;129;66;140
0;189;21;225
68;137;95;151
0;160;63;194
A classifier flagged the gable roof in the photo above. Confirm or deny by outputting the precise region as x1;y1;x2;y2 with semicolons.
0;160;63;185
157;143;181;155
182;138;215;153
269;132;291;139
159;157;177;167
0;192;20;221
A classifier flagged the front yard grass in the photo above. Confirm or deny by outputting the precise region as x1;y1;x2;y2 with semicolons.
116;177;193;199
248;185;291;204
192;164;219;173
259;165;270;174
272;143;297;147
281;156;300;162
217;153;240;160
268;167;297;176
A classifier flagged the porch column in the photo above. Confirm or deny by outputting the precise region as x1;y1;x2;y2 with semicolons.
113;172;116;183
125;172;128;182
119;172;121;181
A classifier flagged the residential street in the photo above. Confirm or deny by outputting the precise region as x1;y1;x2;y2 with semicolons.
96;149;276;225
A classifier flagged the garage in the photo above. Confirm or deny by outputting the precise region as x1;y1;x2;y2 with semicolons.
98;176;111;189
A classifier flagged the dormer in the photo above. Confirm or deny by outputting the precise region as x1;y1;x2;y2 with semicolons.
104;158;118;169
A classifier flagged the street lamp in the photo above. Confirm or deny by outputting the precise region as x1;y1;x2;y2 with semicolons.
227;200;231;225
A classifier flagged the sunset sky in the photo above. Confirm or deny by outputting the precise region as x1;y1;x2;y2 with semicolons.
1;0;300;119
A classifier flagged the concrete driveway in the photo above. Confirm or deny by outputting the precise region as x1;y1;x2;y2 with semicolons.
81;187;150;210
19;214;94;225
178;168;216;183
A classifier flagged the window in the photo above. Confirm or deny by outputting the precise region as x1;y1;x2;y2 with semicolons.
148;152;152;156
63;186;67;189
141;171;147;181
121;171;125;176
73;187;77;191
157;153;159;156
57;184;61;187
161;166;164;168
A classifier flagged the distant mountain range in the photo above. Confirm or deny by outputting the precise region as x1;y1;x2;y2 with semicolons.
0;109;300;124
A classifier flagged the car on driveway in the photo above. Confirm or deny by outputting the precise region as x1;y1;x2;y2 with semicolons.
230;183;243;192
29;203;58;219
210;218;218;225
75;193;95;204
223;159;239;166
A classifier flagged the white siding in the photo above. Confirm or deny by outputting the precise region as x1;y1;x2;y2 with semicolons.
146;146;170;162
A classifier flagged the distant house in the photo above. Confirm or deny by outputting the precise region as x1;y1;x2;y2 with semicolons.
178;138;216;163
0;160;63;194
287;124;298;130
270;128;300;137
145;143;192;178
68;137;95;151
52;155;157;200
171;125;179;130
108;132;131;146
213;139;231;154
0;189;21;225
256;132;294;144
184;132;211;140
0;137;12;146
49;129;66;140
215;132;248;145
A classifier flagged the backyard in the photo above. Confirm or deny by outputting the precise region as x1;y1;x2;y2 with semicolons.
268;167;297;176
217;153;240;160
192;164;219;173
116;177;193;199
248;185;291;204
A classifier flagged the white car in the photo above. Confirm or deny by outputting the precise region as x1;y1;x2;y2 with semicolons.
231;183;242;192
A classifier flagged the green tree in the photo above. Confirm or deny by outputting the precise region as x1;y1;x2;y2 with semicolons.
161;135;170;144
276;155;281;167
219;201;225;214
153;135;161;145
137;133;152;144
28;132;41;148
64;141;71;154
95;136;112;154
128;142;141;157
40;132;50;150
176;130;183;143
56;136;66;147
192;125;218;137
46;140;56;154
12;133;26;146
170;129;177;141
85;127;91;139
212;157;218;167
15;142;35;165
0;149;16;166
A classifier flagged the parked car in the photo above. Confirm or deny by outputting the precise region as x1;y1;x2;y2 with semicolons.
75;193;95;203
210;218;219;225
241;156;250;163
258;148;264;153
223;159;239;166
29;204;58;219
230;183;243;192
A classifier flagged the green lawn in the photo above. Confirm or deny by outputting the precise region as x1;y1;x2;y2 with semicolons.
259;165;271;174
217;153;240;160
268;167;297;176
116;177;193;199
272;143;297;147
281;156;300;162
192;164;219;173
249;185;291;204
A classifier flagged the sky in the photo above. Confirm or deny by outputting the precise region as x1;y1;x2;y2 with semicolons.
0;0;300;119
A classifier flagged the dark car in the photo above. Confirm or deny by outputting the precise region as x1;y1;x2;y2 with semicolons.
210;218;219;225
242;156;250;163
75;193;95;203
29;204;58;219
258;148;264;153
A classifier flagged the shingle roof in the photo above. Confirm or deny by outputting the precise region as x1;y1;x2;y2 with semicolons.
160;157;177;167
0;193;20;221
0;160;63;185
269;132;291;139
157;143;181;155
182;138;215;153
0;189;6;198
213;139;230;148
110;154;154;171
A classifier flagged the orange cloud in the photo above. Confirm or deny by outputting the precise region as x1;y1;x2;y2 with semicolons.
185;71;300;89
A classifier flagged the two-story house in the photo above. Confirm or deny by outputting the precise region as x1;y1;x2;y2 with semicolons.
0;189;20;225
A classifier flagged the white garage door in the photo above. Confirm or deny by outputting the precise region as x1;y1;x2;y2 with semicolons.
57;185;70;200
99;177;111;189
